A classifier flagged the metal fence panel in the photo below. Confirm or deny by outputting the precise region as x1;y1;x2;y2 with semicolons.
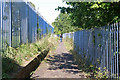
0;1;54;48
28;5;37;43
43;21;46;36
12;2;21;47
20;2;28;44
38;16;44;36
0;2;1;78
38;16;42;38
0;2;2;50
73;23;119;78
2;2;11;48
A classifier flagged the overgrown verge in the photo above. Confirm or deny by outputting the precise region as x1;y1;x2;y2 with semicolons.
63;37;73;51
63;37;108;78
2;36;59;78
71;50;109;78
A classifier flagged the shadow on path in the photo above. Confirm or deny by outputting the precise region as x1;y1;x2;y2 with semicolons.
31;42;86;79
46;52;83;75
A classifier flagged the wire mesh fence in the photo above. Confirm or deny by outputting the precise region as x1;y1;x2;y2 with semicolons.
72;23;120;78
0;1;54;50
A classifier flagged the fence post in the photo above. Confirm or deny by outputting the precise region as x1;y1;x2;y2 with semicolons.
116;22;119;79
113;23;117;78
0;1;2;50
109;24;113;78
111;23;114;78
106;26;109;77
103;27;105;69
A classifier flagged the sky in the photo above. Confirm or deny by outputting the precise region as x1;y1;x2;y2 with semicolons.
31;0;68;25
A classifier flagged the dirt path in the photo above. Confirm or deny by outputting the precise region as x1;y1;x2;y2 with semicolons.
31;42;86;79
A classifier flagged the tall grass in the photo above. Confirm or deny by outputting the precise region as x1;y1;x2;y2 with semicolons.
2;36;59;78
63;37;109;78
63;37;73;51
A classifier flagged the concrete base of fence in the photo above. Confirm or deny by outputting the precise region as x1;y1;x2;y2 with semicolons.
12;49;49;79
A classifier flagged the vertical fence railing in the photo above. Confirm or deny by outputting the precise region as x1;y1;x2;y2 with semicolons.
2;2;11;49
0;1;54;50
117;22;119;79
0;2;1;79
73;22;120;78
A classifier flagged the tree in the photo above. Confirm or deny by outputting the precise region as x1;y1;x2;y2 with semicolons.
57;2;120;29
52;13;75;34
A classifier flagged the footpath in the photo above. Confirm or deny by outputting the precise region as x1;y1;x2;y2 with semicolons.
31;42;86;79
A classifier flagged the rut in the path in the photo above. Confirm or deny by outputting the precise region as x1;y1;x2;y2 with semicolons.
31;42;86;78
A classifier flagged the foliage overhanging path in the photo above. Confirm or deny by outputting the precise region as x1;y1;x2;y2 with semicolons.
31;42;86;78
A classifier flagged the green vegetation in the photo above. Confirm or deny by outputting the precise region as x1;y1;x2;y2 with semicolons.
57;2;120;29
63;37;108;78
37;28;42;40
52;2;120;33
72;51;109;78
63;37;73;50
52;13;76;34
29;2;35;9
2;36;59;78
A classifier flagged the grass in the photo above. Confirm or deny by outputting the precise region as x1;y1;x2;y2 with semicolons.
63;37;108;78
63;37;73;51
1;35;59;78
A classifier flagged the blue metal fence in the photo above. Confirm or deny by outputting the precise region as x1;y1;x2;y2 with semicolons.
2;2;11;48
63;22;120;78
0;2;1;51
73;23;120;78
0;1;54;50
28;5;37;43
63;32;74;40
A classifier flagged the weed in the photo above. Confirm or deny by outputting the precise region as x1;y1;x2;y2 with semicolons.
64;38;109;79
2;36;58;78
63;37;73;50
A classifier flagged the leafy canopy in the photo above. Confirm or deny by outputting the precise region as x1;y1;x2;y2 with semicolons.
57;2;120;29
52;13;76;34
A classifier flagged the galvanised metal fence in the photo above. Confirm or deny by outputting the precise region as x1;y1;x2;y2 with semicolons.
73;23;120;78
63;32;74;40
0;1;54;50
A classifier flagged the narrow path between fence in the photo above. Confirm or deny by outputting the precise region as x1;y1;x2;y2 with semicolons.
31;42;86;79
